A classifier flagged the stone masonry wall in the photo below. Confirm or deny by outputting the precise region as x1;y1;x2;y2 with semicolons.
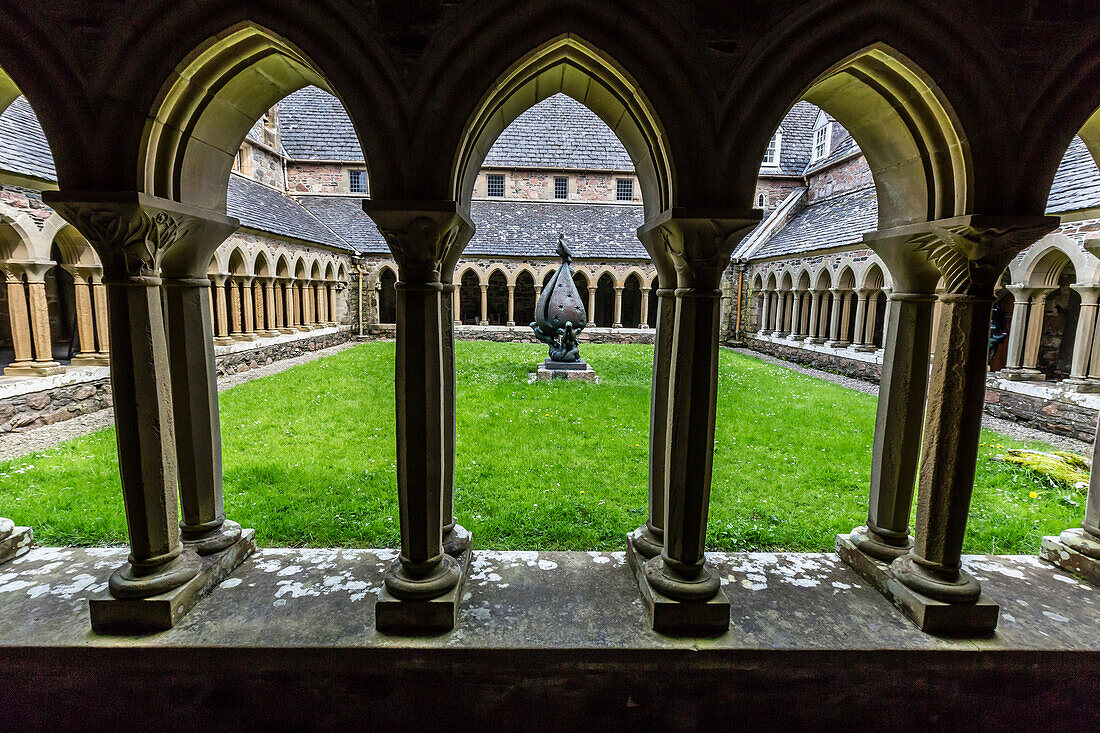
742;337;1099;443
0;329;354;434
287;162;364;194
807;155;873;203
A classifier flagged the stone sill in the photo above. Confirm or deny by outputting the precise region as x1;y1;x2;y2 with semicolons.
987;375;1100;411
751;333;883;365
1;547;1098;726
0;327;350;400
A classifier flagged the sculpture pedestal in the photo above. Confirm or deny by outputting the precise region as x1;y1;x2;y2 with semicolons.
534;359;598;382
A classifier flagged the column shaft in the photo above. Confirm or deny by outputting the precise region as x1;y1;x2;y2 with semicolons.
613;286;624;328
92;278;110;356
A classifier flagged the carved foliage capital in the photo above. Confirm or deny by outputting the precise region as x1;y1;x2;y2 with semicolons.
647;216;758;290
921;216;1059;296
50;201;193;279
365;206;474;284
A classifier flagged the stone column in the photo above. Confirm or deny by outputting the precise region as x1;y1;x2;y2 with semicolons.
630;230;677;562
633;209;759;632
1066;284;1100;388
210;274;234;346
239;277;258;340
1019;287;1056;379
805;290;823;343
506;284;516;326
44;196;212;602
998;285;1034;376
66;265;109;366
888;215;1057;632
479;283;488;325
262;279;278;335
439;282;468;557
855;290;880;351
587;285;597;325
824;289;845;345
228;279;244;338
613;285;624;328
278;280;292;332
91;272;110;359
363;200;475;630
453;284;462;326
787;290;804;340
774;292;788;336
23;263;63;373
850;289;871;350
842;226;941;564
252;280;266;336
640;289;651;328
1;265;38;375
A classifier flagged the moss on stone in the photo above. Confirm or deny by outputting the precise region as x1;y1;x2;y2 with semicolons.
995;449;1090;490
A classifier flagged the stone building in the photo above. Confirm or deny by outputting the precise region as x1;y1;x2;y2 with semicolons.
3;2;1100;725
732;108;1100;440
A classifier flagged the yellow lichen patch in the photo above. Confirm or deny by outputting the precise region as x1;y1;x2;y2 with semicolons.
995;449;1090;491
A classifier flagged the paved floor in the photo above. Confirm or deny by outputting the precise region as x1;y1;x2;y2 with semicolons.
0;545;1096;649
733;346;1093;454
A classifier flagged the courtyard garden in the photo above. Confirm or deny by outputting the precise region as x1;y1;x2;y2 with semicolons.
0;341;1085;554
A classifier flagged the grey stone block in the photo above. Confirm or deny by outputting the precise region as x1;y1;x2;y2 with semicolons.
89;529;255;634
376;541;472;634
625;536;729;635
1039;534;1100;587
0;526;33;565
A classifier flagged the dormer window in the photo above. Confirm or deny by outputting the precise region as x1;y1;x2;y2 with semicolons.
812;118;831;162
349;169;368;194
762;132;781;166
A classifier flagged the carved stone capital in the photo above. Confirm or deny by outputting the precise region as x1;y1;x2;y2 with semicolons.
862;223;942;294
42;192;239;281
362;200;474;284
637;208;760;291
918;215;1059;297
0;259;54;284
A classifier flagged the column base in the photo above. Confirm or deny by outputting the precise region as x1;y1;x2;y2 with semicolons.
376;539;472;635
70;354;110;367
823;340;849;348
628;525;663;560
786;334;806;342
443;524;472;557
994;368;1045;382
232;333;259;342
3;361;65;377
1062;378;1100;393
182;519;244;556
835;534;999;635
0;525;33;565
625;539;729;635
255;330;280;338
774;331;790;338
1040;530;1100;587
805;338;827;345
507;321;516;327
277;327;297;334
852;344;879;353
213;337;236;346
89;529;255;634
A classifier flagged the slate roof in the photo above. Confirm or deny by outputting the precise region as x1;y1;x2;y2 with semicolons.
483;94;635;171
227;174;351;250
760;101;820;178
1047;136;1100;214
753;186;878;259
0;96;56;182
278;86;364;161
294;196;386;253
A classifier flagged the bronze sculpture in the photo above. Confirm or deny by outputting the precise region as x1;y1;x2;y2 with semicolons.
531;233;588;366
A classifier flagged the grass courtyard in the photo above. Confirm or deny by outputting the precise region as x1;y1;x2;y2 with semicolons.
0;341;1085;554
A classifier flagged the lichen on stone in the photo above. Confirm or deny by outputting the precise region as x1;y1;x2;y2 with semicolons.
994;449;1090;490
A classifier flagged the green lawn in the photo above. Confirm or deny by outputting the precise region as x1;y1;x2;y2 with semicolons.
0;342;1085;554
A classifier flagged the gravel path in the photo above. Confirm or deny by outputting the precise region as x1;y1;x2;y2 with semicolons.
0;340;360;462
732;347;1093;455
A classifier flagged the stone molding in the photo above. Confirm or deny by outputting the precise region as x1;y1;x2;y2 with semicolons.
362;200;475;283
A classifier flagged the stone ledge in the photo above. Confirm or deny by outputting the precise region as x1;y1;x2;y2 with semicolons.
1;546;1099;727
0;526;32;565
1040;534;1100;587
376;543;472;634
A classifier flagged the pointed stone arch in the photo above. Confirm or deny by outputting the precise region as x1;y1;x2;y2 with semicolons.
453;35;673;218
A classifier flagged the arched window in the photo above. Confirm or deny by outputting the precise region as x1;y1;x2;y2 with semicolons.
756;192;768;208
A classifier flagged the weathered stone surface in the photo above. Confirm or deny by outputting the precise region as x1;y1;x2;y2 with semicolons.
88;529;255;634
376;542;472;634
626;538;729;634
0;526;32;565
1040;534;1100;587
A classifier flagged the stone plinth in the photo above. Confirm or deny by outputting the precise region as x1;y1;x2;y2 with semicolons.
625;536;729;635
0;526;32;565
376;540;472;634
1040;532;1100;586
837;533;999;635
89;529;255;634
534;360;598;383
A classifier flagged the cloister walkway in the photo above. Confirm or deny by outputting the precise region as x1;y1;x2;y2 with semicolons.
0;544;1096;727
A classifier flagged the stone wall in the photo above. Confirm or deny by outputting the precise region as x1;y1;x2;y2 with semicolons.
0;329;355;434
754;178;804;209
475;169;642;203
287;162;363;194
742;337;1100;443
807;155;873;203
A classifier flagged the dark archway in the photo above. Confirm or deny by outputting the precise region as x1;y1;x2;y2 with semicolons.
460;270;481;324
594;274;615;327
514;271;536;326
378;268;397;325
487;271;508;325
622;274;643;328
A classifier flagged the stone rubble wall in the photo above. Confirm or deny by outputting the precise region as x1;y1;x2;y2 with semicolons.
0;329;355;434
742;336;1099;443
